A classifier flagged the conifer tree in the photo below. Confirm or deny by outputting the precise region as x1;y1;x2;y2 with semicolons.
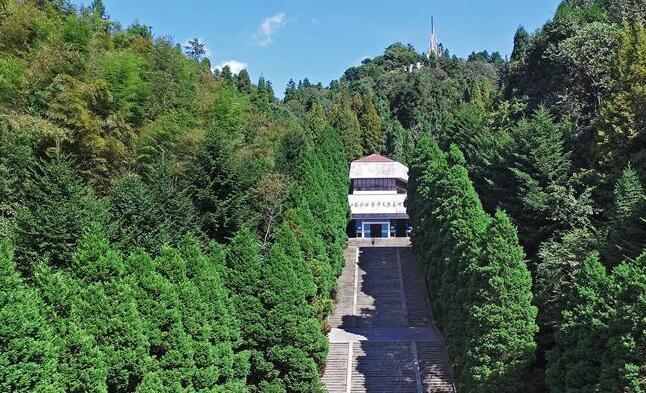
187;126;248;242
596;22;646;179
67;230;149;392
0;242;62;393
14;155;104;275
109;163;200;254
359;95;383;155
330;98;363;160
546;253;612;393
599;252;645;392
603;166;646;264
536;228;598;337
236;69;252;93
304;101;327;137
462;211;537;392
409;139;538;391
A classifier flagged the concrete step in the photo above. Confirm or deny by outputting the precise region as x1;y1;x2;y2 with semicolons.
324;245;454;393
322;343;349;393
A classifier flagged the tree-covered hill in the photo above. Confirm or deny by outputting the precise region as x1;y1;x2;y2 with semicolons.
1;1;349;391
1;0;644;392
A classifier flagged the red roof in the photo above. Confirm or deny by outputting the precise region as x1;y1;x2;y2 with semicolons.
354;154;395;163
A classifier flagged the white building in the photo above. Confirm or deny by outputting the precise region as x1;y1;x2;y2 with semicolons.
348;154;410;238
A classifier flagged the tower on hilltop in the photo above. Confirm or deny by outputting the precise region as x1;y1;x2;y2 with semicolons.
427;16;440;58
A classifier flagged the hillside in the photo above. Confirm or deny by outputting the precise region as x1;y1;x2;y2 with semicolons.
1;0;644;392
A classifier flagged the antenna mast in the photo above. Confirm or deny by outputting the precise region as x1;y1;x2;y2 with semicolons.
427;16;440;59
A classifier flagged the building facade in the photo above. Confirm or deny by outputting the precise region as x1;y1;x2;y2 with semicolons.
348;154;410;238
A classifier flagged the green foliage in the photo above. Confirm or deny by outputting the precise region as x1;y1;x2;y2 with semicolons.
603;165;646;263
536;228;599;337
108;164;201;254
330;96;363;160
511;26;530;61
0;242;62;393
596;22;646;180
462;210;538;393
408;138;538;391
546;251;646;393
2;0;644;391
358;95;383;154
0;55;25;107
0;1;351;391
99;49;150;124
14;155;104;274
504;107;595;255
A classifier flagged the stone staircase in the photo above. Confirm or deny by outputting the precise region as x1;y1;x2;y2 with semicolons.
323;246;455;393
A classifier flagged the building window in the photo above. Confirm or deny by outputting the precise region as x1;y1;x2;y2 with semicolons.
352;178;400;192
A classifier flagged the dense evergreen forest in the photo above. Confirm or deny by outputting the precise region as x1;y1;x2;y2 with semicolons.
0;0;644;392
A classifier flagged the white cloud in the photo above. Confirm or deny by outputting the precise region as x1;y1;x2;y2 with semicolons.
214;60;247;75
254;12;286;47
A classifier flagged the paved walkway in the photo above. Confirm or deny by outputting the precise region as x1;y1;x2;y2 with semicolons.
322;242;454;393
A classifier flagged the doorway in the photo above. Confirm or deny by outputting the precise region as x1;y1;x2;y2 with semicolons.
361;222;389;238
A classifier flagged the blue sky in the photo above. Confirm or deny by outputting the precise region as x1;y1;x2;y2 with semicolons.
79;0;561;96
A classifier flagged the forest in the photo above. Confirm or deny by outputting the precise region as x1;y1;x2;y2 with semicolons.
0;0;644;392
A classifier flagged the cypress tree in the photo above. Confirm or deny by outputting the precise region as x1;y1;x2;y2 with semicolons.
0;242;62;393
359;96;383;155
261;241;326;391
330;98;363;160
409;139;538;391
599;252;646;392
224;229;270;383
462;210;538;392
545;253;612;393
68;230;149;393
546;252;646;393
31;262;108;393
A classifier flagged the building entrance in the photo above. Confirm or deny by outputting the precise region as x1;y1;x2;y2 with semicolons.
361;222;389;238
